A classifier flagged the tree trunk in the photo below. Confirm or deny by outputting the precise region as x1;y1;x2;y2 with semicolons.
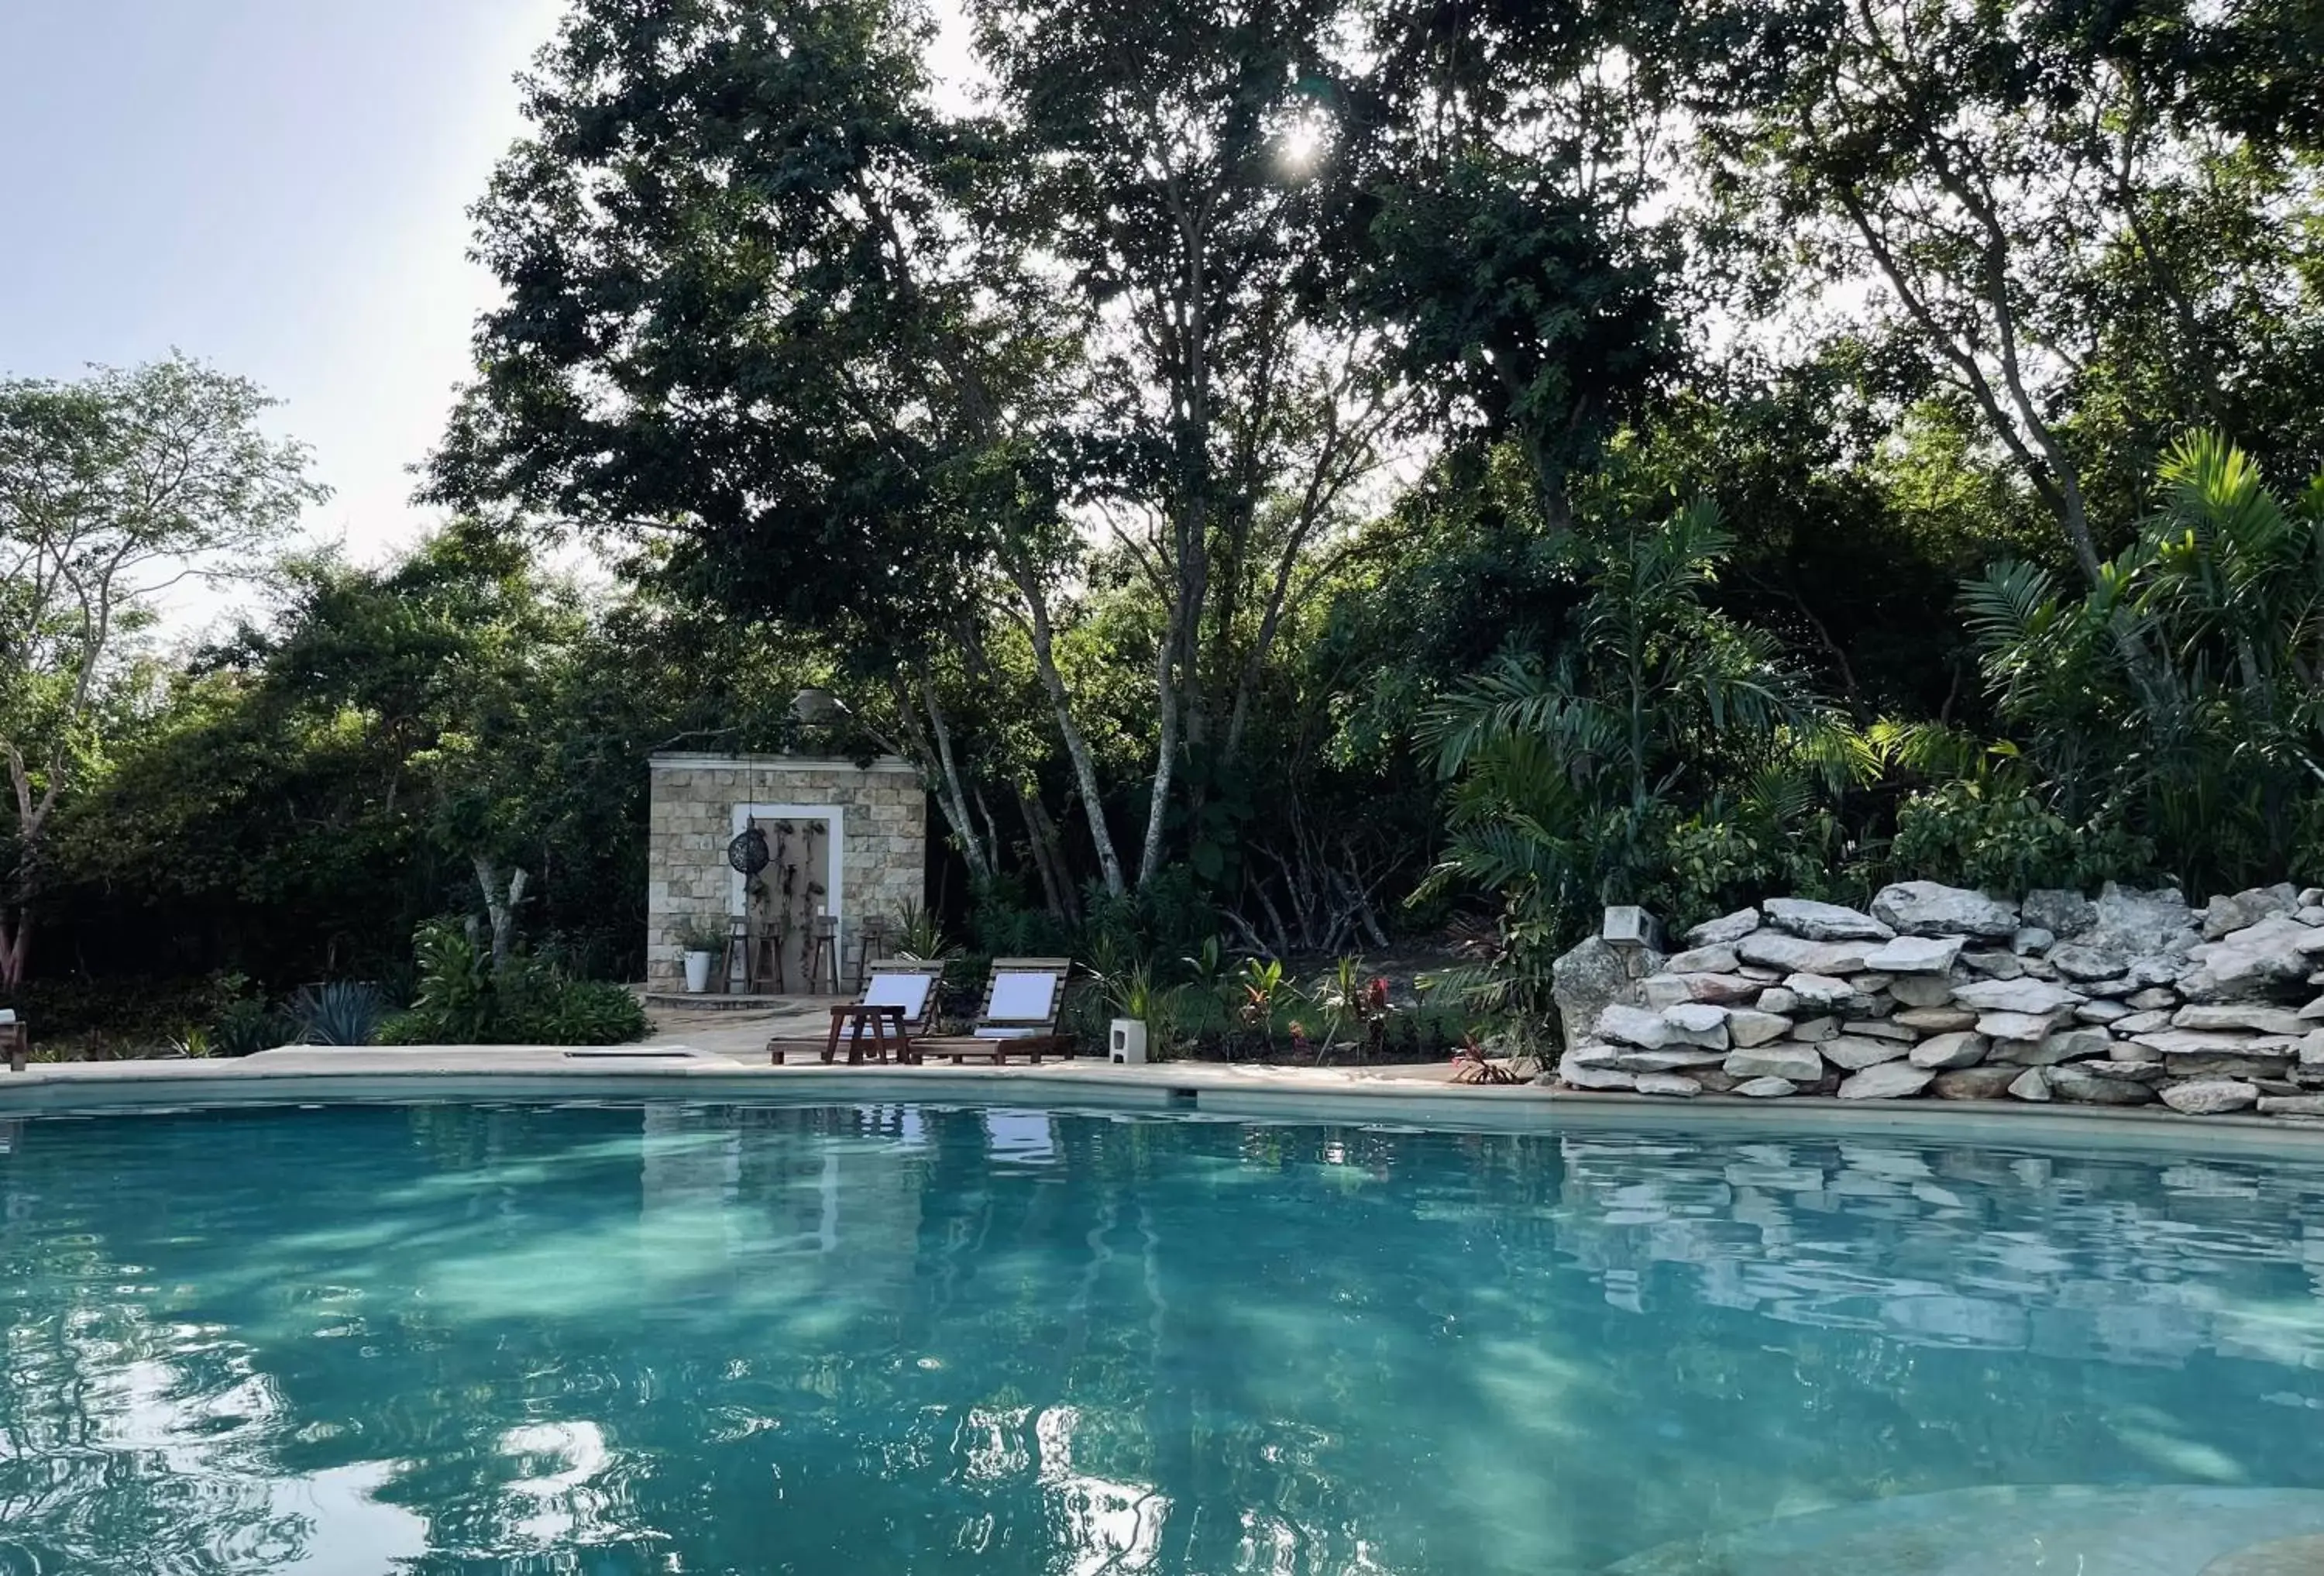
1018;786;1078;920
1012;565;1129;896
911;662;992;880
472;854;531;972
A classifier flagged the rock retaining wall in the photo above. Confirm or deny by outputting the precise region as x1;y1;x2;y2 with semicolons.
1552;881;2324;1117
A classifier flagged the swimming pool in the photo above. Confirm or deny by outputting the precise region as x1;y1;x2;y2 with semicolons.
5;1101;2324;1574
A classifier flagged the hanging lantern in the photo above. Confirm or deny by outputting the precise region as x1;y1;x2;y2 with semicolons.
727;826;771;876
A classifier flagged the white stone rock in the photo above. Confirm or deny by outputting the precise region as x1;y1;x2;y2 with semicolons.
1633;1072;1703;1097
2048;944;2128;982
1959;948;2026;979
1755;986;1800;1015
2022;888;2096;938
1861;934;1965;974
1910;1031;1989;1069
2075;1058;2165;1084
2074;999;2133;1024
1872;881;2020;938
2300;994;2324;1021
1724;1008;1791;1048
1661;1002;1731;1048
1787;1014;1841;1043
2172;1003;2311;1036
1724;1044;1826;1082
2300;905;2324;925
2259;1093;2324;1116
1990;1027;2110;1065
2008;1066;2052;1101
2047;1064;2160;1105
2202;883;2299;941
1646;972;1762;1007
1552;936;1640;1052
1951;977;2082;1015
1780;972;1857;1010
1842;1017;1917;1042
1662;944;1741;976
2113;1009;2174;1035
2179;914;2324;1002
1838;1062;1937;1099
2011;926;2055;955
1894;1005;1979;1033
2126;986;2178;1010
2300;1029;2324;1069
1559;1054;1637;1090
1887;975;1959;1008
2131;1028;2297;1058
1734;1075;1799;1098
1823;1034;1911;1070
1611;1048;1731;1072
1975;1010;2078;1044
1683;907;1762;948
1638;975;1697;1008
2089;883;2200;956
1762;897;1894;941
1597;1003;1676;1049
2303;886;2324;908
2161;1079;2260;1115
1737;931;1877;976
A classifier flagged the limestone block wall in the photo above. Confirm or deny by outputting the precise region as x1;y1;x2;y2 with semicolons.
645;753;927;990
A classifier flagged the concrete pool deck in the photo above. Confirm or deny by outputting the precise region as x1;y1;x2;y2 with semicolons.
9;1037;2324;1158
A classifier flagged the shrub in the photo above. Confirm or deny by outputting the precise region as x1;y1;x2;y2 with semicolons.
287;982;388;1046
1891;779;2154;895
380;919;647;1045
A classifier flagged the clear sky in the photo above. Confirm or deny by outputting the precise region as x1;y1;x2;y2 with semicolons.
0;0;566;569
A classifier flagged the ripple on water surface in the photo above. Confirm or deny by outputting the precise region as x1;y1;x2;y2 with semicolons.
4;1103;2324;1574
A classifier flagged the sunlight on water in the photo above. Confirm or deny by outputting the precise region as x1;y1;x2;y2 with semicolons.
9;1103;2324;1574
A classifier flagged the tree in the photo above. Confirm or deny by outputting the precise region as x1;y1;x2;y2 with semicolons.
0;356;318;986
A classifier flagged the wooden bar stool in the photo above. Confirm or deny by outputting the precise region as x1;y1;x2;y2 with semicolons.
803;914;841;995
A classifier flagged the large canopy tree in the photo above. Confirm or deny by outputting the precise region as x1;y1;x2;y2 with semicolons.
0;356;319;986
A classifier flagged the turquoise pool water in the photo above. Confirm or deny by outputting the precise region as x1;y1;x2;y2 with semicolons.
6;1103;2324;1574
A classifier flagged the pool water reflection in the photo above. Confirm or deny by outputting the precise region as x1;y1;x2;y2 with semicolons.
4;1103;2324;1574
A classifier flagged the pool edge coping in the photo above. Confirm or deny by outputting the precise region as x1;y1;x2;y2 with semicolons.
8;1051;2324;1159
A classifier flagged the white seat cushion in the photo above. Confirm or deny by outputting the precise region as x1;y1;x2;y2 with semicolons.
861;974;934;1017
987;972;1058;1022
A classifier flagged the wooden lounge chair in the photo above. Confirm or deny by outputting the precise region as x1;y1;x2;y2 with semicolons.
768;959;946;1065
911;958;1076;1064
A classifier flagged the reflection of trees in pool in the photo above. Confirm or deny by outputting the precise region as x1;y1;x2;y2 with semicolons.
7;1108;2324;1573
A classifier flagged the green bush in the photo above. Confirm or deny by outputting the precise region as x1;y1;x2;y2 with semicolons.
380;919;647;1046
1891;779;2154;895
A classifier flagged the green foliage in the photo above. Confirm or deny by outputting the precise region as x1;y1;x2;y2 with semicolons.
1961;434;2324;891
287;982;387;1048
1892;779;2155;896
1420;500;1867;963
381;920;645;1048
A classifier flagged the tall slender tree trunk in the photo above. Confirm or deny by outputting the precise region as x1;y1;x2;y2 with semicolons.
472;854;531;972
912;662;992;880
1012;565;1129;896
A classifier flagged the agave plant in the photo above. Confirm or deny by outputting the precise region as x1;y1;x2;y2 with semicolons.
289;982;388;1047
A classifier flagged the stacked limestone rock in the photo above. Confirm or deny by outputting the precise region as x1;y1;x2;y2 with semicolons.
1553;881;2324;1116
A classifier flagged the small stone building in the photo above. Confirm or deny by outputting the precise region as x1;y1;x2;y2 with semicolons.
645;753;927;992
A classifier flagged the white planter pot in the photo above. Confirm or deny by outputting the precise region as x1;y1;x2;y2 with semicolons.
682;951;716;994
1109;1018;1150;1065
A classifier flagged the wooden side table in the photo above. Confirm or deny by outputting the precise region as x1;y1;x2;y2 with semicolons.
822;1004;914;1065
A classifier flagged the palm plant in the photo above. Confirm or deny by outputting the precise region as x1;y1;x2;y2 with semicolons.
1417;500;1864;1006
1963;432;2324;890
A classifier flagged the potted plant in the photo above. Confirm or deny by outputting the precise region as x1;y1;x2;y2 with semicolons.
676;918;729;994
